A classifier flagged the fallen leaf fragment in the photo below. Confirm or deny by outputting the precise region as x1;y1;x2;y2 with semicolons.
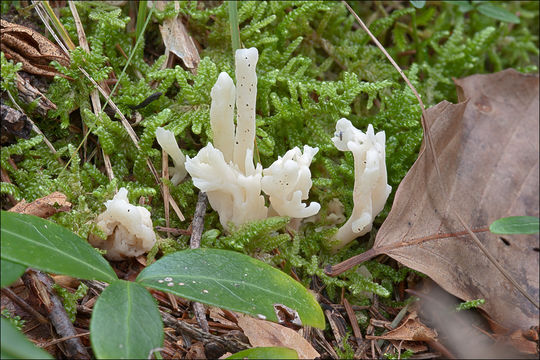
8;192;71;218
366;312;437;341
236;313;319;359
505;329;538;355
1;19;70;78
153;1;200;71
209;307;238;328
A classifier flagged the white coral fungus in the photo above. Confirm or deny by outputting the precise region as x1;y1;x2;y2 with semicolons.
89;188;156;260
331;118;391;252
261;145;320;218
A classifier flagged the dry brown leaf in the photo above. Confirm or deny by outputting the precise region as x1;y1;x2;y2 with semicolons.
1;19;70;78
8;192;71;218
236;313;320;359
329;69;539;330
366;312;437;341
208;307;238;328
154;1;200;71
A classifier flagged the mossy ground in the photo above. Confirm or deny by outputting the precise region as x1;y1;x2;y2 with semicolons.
1;1;538;358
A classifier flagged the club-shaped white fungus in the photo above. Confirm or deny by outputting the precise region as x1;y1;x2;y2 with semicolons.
233;48;258;174
261;145;320;218
155;127;187;185
89;187;156;260
331;118;391;252
210;72;236;163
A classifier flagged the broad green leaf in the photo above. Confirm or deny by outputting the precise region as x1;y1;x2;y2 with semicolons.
0;211;117;283
227;347;298;359
410;0;425;9
136;248;325;329
477;3;520;23
1;260;26;288
90;280;163;359
1;317;54;359
489;216;539;234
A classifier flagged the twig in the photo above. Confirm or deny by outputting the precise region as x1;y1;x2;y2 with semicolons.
189;191;209;332
155;226;191;236
69;1;114;180
162;150;171;235
189;192;208;249
340;1;539;310
5;90;61;164
22;270;90;359
1;287;49;325
343;298;364;347
161;309;249;353
39;331;90;348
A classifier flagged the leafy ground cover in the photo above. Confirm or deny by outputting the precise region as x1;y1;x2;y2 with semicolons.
1;1;539;359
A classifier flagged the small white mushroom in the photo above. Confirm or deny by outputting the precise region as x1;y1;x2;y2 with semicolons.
331;118;391;252
89;188;156;260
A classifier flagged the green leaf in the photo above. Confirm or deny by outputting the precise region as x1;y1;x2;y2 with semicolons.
410;0;425;9
489;216;539;234
477;3;520;23
0;211;117;283
227;347;298;359
136;248;325;329
1;260;26;288
1;317;54;359
90;280;163;359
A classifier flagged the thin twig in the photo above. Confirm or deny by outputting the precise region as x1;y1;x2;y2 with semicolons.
189;192;208;249
161;309;249;353
341;1;538;310
162;150;171;235
189;191;209;332
5;91;62;164
39;331;90;348
22;270;90;359
1;287;49;325
69;1;114;180
343;298;364;347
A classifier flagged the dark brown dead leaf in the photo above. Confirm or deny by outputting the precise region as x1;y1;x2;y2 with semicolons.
366;312;437;341
1;19;70;78
154;2;200;71
8;192;71;218
328;69;539;330
236;313;320;359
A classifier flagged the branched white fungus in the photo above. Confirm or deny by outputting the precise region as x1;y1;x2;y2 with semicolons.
155;127;187;185
261;145;320;218
331;118;391;252
89;188;156;260
185;143;267;231
185;47;320;231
